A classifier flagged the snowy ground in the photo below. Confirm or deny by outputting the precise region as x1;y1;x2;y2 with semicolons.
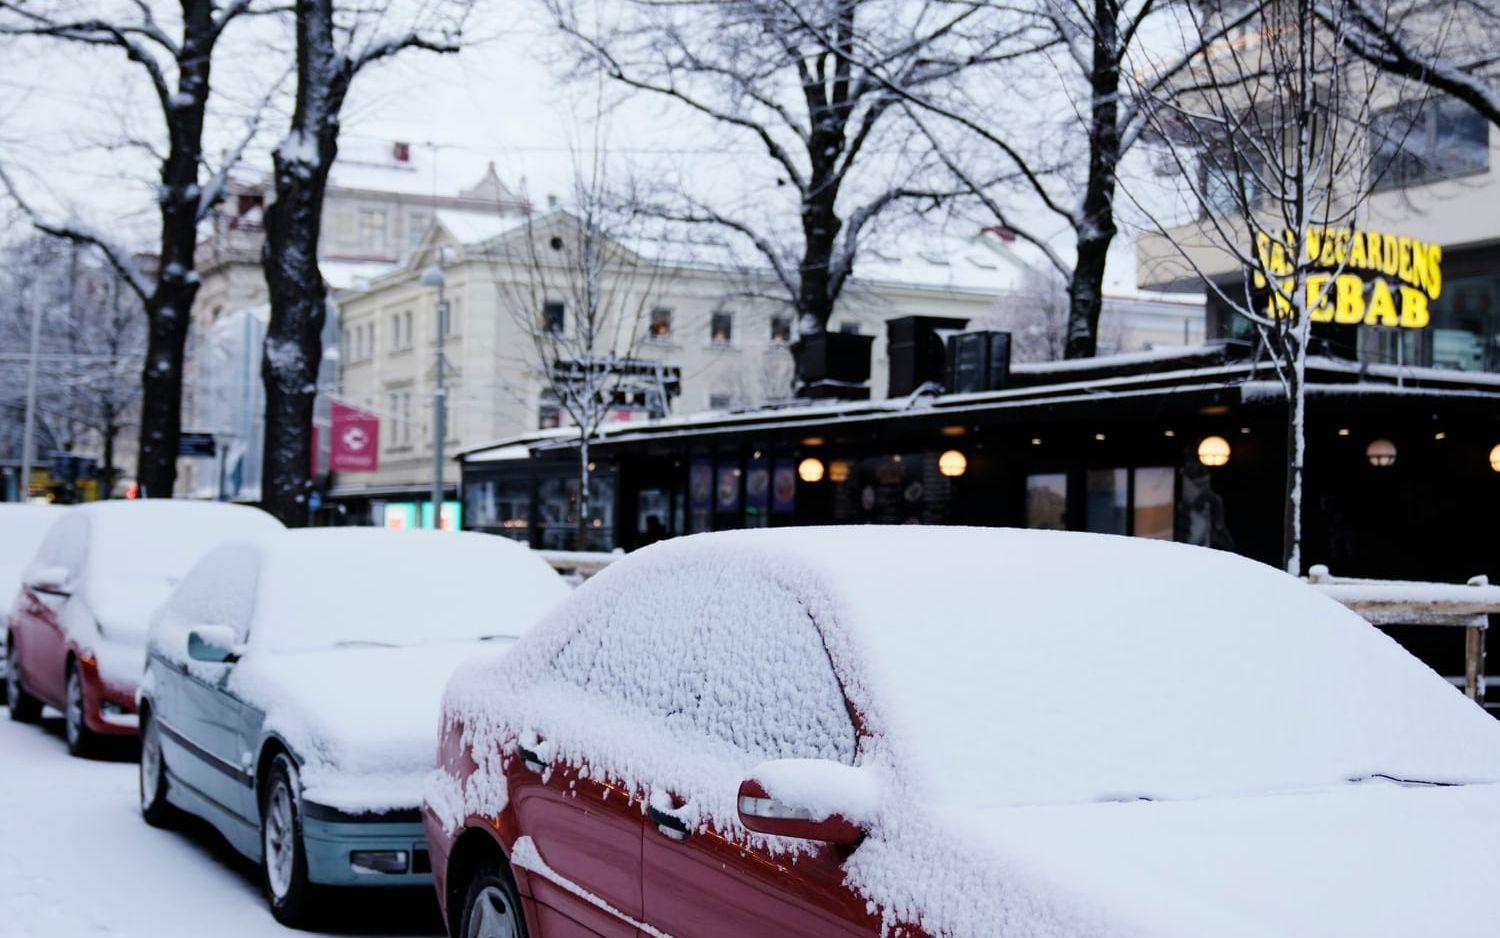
0;706;443;938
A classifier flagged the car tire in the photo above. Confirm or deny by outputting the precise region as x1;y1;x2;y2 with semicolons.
139;709;175;828
458;854;529;938
261;753;317;928
64;664;100;758
7;635;42;723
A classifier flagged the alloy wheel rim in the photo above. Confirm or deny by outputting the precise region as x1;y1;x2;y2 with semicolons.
140;720;161;808
264;780;295;899
65;672;83;745
467;885;519;938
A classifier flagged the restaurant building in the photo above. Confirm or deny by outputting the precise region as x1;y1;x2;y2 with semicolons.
458;334;1500;582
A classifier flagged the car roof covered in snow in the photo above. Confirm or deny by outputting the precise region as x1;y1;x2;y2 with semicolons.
248;528;569;651
582;527;1500;808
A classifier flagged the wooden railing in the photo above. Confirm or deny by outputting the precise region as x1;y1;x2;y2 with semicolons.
1307;565;1500;704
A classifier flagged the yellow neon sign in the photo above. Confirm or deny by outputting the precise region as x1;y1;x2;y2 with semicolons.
1253;228;1442;328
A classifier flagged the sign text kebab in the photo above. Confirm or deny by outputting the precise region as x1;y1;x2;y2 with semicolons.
1253;228;1441;328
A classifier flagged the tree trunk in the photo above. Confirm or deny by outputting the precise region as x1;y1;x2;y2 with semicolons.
576;434;591;549
1064;0;1122;360
260;0;347;527
260;145;335;526
134;9;214;496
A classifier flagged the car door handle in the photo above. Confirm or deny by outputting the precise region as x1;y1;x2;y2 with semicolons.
649;805;691;841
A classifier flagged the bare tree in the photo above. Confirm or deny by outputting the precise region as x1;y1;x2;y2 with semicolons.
545;0;989;383
1125;0;1415;572
0;0;270;497
824;1;1263;361
0;236;146;497
1324;1;1500;127
259;0;467;526
483;166;667;549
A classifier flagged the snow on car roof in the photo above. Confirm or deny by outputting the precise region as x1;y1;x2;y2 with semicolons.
251;528;569;651
67;501;283;639
669;527;1500;807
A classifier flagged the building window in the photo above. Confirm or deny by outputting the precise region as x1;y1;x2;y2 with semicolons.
404;310;414;348
1085;468;1129;535
387;390;413;446
1372;97;1489;191
711;310;733;345
358;208;388;255
1201;146;1265;218
1132;467;1176;540
770;315;792;345
1025;473;1067;530
539;401;562;429
541;301;565;335
443;298;460;338
406;210;431;251
708;392;733;411
837;321;861;335
649;306;673;339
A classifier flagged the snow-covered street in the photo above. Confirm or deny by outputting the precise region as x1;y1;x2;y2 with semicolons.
0;708;443;938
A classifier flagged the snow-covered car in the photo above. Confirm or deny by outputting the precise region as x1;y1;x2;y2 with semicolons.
139;528;569;928
7;501;283;756
424;527;1500;938
0;503;63;703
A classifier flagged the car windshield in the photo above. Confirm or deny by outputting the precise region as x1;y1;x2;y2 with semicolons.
250;529;568;652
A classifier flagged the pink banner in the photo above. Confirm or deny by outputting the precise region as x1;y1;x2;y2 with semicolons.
330;401;380;472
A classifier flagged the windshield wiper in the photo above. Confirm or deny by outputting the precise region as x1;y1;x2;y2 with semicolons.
332;640;400;649
1347;773;1459;788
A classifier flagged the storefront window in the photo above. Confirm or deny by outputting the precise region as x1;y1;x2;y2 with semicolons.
1132;467;1176;540
1025;473;1067;530
1429;273;1500;371
535;473;615;550
1371;97;1489;191
1085;468;1129;535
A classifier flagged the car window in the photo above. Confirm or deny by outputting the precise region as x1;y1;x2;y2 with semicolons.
28;512;90;585
549;562;857;764
161;542;262;644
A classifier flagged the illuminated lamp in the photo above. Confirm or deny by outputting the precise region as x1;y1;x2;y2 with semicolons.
1365;439;1397;468
938;450;968;478
828;460;851;483
1197;435;1231;467
1491;444;1500;472
798;458;825;483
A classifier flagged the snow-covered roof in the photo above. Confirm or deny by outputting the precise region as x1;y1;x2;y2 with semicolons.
433;208;529;247
327;139;523;207
322;259;400;292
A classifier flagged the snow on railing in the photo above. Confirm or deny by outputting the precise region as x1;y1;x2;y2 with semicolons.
1307;565;1499;704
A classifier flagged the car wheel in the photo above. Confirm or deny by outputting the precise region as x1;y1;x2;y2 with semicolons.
64;665;100;758
261;753;316;928
459;855;529;938
139;710;175;827
6;635;42;723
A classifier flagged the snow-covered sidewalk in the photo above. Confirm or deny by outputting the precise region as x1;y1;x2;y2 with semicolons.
0;708;442;938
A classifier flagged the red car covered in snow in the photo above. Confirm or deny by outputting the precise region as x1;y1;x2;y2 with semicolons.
425;527;1500;938
7;501;281;756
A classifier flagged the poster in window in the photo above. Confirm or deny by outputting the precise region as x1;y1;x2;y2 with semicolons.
689;459;713;532
716;462;742;513
745;453;770;526
772;459;797;513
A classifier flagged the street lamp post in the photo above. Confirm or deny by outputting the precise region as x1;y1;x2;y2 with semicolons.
421;262;448;528
18;292;43;502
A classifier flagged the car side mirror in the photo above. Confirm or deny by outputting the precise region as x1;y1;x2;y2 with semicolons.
24;565;72;598
187;626;240;664
736;759;874;846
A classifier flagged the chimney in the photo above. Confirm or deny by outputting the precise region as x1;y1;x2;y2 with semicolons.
947;331;1012;394
792;331;876;401
886;316;969;397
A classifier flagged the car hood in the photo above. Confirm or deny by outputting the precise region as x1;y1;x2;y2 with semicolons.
229;641;504;814
879;780;1500;938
